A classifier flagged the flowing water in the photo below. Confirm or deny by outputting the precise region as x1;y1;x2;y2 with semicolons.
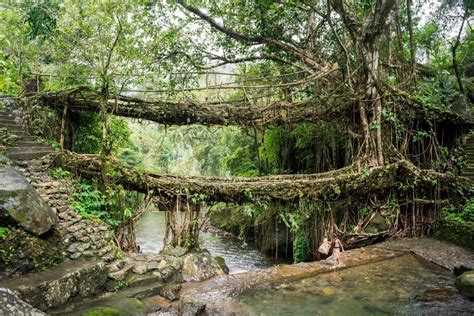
201;254;474;315
137;213;473;315
135;211;287;274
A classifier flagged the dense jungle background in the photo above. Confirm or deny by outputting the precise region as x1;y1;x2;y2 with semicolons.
1;0;473;264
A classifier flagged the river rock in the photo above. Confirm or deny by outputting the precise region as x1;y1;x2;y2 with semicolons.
108;263;134;281
160;258;184;283
133;262;148;275
0;166;58;235
456;270;474;298
161;246;188;257
214;256;229;275
181;251;224;282
0;154;9;165
80;298;147;316
319;287;337;296
159;283;181;301
148;260;160;271
0;287;46;316
416;288;456;302
179;301;206;316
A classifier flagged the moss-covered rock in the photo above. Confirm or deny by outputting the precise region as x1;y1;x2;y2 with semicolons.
182;251;225;282
0;166;58;235
434;219;474;250
365;212;390;233
81;298;147;316
214;256;229;274
455;270;474;298
0;229;63;276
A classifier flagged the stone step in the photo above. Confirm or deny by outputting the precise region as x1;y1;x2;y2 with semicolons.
0;114;14;120
126;274;163;289
7;146;53;154
0;121;21;127
16;140;50;147
18;135;41;142
0;129;29;136
48;283;174;315
7;150;54;161
0;124;26;131
125;282;166;300
0;118;18;125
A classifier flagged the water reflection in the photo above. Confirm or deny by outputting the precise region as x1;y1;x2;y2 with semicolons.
135;211;287;274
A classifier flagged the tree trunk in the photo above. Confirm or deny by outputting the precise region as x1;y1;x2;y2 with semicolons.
407;0;416;80
60;104;68;150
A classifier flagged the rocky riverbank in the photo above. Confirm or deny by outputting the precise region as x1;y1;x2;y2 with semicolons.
1;246;228;315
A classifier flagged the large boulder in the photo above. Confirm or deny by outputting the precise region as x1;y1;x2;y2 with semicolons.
365;212;390;233
181;251;225;282
0;166;58;235
456;270;474;298
0;288;47;316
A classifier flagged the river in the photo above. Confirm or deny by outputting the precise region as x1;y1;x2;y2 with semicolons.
191;254;474;315
135;211;288;274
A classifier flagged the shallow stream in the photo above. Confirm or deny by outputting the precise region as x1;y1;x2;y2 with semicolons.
136;213;473;315
201;254;473;315
136;211;287;274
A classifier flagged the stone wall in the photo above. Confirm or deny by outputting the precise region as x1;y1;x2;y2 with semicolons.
15;159;117;262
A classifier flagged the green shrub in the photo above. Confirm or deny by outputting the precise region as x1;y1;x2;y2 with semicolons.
50;167;71;180
293;231;310;263
70;180;107;221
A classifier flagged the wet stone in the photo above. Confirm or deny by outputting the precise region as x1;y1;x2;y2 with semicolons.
148;261;160;271
0;288;46;316
133;262;148;275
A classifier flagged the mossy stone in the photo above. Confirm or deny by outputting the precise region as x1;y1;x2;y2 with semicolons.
214;256;229;274
81;298;147;316
456;270;474;298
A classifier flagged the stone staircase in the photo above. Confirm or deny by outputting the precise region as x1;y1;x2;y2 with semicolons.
463;136;474;180
14;159;117;262
0;106;116;262
0;108;54;160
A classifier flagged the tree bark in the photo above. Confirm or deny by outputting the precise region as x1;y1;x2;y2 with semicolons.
407;0;416;80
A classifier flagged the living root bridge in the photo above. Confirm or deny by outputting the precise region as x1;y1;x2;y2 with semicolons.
51;151;471;204
25;86;347;126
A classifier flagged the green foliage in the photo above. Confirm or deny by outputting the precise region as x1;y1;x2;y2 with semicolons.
112;280;126;292
50;166;70;179
74;112;132;155
70;180;107;221
69;179;144;230
0;226;13;240
293;231;310;263
434;219;474;250
443;198;474;222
